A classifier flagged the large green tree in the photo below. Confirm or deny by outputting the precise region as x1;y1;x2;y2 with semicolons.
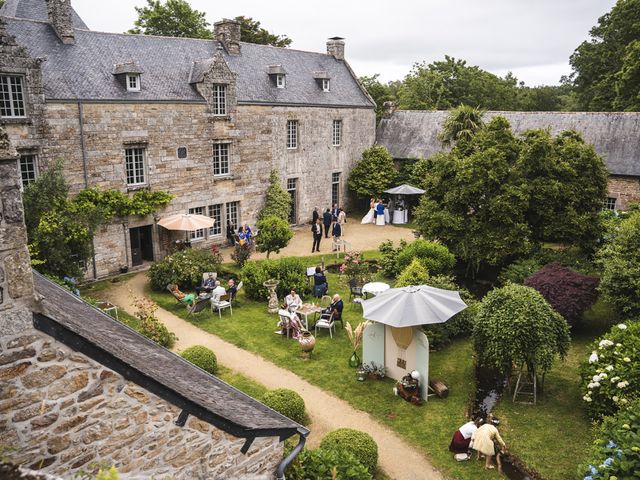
569;0;640;111
347;145;397;198
234;16;291;47
128;0;211;38
255;215;293;258
258;170;291;221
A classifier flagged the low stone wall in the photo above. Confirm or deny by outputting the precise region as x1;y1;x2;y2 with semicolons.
0;313;283;479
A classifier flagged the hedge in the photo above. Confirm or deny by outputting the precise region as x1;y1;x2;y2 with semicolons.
180;345;218;375
262;388;306;425
148;248;222;291
319;428;378;474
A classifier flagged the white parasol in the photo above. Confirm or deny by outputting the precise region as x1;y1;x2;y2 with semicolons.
361;285;467;328
157;213;215;231
383;184;426;195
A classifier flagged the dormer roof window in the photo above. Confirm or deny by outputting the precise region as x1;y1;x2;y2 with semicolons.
313;71;331;92
112;62;144;92
268;65;286;89
127;74;141;92
322;78;330;92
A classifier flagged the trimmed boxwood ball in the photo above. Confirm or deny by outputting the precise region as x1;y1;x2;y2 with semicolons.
319;428;378;474
180;345;218;375
262;389;306;425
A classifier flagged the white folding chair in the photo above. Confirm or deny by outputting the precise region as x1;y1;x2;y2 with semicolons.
211;293;232;318
278;309;293;338
315;313;336;338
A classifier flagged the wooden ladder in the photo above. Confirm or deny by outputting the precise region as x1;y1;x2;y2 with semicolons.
512;364;537;405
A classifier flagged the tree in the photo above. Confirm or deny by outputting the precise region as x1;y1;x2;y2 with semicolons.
128;0;211;38
359;74;399;122
438;104;484;147
234;16;291;47
473;284;571;379
597;212;640;317
347;145;397;198
569;0;640;110
255;215;293;258
258;170;291;221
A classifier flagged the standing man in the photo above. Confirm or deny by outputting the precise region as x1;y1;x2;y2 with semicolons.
323;208;332;239
311;218;322;252
332;218;342;240
312;206;320;225
331;203;340;221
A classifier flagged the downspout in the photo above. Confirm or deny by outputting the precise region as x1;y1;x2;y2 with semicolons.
78;101;97;280
275;428;308;480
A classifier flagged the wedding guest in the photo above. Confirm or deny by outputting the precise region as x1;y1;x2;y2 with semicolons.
449;418;483;455
196;272;216;293
332;220;342;239
211;280;226;300
338;208;346;225
324;294;343;318
284;289;302;312
312;206;320;224
471;415;507;471
323;208;332;238
226;220;235;246
331;203;340;220
169;284;195;306
311;218;322;252
228;278;238;300
313;266;328;297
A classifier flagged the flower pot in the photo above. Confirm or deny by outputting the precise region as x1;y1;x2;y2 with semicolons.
349;351;360;368
299;331;316;354
356;367;367;381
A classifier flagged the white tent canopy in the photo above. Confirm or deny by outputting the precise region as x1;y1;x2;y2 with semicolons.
383;184;426;195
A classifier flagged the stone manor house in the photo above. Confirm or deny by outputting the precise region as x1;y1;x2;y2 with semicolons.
0;0;376;279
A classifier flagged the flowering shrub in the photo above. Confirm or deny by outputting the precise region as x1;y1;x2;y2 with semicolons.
580;399;640;480
132;296;177;348
580;320;640;420
339;251;370;284
148;248;222;291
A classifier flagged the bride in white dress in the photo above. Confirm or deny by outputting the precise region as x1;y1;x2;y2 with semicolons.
361;197;376;224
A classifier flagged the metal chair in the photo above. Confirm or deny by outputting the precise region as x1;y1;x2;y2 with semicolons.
211;293;232;318
187;295;210;317
347;278;364;302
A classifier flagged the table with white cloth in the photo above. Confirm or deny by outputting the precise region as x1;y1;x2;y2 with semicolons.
297;303;323;329
392;209;408;224
362;282;390;298
384;208;390;223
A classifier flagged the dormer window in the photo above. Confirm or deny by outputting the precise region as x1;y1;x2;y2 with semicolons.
322;78;330;92
127;74;141;92
313;71;331;92
276;74;286;89
268;65;287;89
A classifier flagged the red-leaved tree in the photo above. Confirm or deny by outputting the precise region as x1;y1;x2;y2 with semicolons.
524;262;599;326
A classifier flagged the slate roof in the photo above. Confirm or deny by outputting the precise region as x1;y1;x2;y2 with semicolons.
1;0;87;28
0;3;373;107
376;110;640;177
32;272;303;439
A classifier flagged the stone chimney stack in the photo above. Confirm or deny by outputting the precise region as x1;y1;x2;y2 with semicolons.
0;125;35;313
383;101;397;118
47;0;75;45
214;19;241;55
327;37;345;61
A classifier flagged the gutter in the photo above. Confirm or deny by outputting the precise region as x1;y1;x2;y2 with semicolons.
276;427;309;480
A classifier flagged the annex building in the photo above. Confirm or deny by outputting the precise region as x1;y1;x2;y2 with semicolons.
0;0;375;279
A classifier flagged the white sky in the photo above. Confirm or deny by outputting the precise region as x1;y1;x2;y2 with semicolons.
71;0;617;87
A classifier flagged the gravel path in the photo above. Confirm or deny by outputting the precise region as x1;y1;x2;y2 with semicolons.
104;273;445;480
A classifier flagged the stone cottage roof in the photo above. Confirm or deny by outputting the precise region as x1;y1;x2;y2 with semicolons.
376;110;640;177
32;272;305;444
0;5;374;108
0;0;87;28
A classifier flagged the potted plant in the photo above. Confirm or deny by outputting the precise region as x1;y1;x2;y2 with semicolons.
356;365;367;381
363;362;386;380
345;320;371;368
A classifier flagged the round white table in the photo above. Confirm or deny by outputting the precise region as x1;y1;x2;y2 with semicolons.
362;282;390;297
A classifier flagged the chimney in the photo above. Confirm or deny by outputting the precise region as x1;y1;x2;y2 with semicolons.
327;37;345;61
383;101;397;118
0;125;35;313
214;19;241;55
47;0;75;45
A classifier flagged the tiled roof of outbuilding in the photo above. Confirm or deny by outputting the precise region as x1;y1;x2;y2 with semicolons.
376;110;640;177
1;12;373;107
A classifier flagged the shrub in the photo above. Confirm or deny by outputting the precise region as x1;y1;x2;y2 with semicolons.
231;243;252;268
148;248;222;291
579;320;640;420
258;170;291;221
498;257;542;285
255;215;293;258
473;284;570;377
319;428;378;474
339;251;371;284
598;212;640;317
580;399;640;480
378;239;405;278
132;296;177;348
395;258;430;287
241;257;309;301
347;145;397;198
286;447;372;480
396;239;455;275
261;389;306;424
524;262;599;326
180;345;218;375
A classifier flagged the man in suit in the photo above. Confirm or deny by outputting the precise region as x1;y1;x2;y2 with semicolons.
311;218;322;252
332;220;342;240
322;208;332;238
312;206;320;224
331;203;340;220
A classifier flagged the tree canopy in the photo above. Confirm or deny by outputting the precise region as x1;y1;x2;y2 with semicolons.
258;170;291;221
234;16;291;47
569;0;640;111
347;145;397;198
255;215;293;258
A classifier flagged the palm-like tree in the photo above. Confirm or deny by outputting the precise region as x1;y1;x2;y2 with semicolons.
438;105;485;146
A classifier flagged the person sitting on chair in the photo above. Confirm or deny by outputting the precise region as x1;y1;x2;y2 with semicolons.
196;273;216;294
210;280;226;300
313;267;328;297
285;289;302;312
228;278;238;300
169;284;196;306
324;294;343;318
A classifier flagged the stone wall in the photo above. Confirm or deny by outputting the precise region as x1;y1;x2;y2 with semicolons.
0;322;283;479
607;175;640;210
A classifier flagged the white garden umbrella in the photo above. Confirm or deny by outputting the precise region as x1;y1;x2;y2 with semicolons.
361;285;467;328
384;184;426;195
157;213;214;231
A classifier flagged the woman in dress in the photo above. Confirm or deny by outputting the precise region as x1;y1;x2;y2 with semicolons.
361;197;376;224
449;418;483;455
471;415;507;471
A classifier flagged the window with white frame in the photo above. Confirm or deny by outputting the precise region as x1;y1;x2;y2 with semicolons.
331;172;341;206
276;74;286;88
126;74;140;92
332;120;342;146
208;203;222;236
322;78;330;92
603;197;617;211
1;75;26;118
19;154;37;187
189;206;206;240
226;201;240;230
287;178;298;224
212;84;227;115
286;120;298;149
125;147;146;186
213;143;230;176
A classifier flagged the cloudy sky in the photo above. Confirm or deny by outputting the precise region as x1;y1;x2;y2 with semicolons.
71;0;617;86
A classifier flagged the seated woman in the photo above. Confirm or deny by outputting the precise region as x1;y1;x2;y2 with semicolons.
449;418;483;456
277;310;304;339
313;266;328;297
284;289;302;312
169;284;195;306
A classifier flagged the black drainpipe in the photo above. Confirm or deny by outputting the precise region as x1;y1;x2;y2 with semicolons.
275;427;308;480
77;101;97;280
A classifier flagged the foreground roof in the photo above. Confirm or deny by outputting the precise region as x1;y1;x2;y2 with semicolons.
1;0;87;28
376;110;640;177
1;10;373;107
32;272;303;442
